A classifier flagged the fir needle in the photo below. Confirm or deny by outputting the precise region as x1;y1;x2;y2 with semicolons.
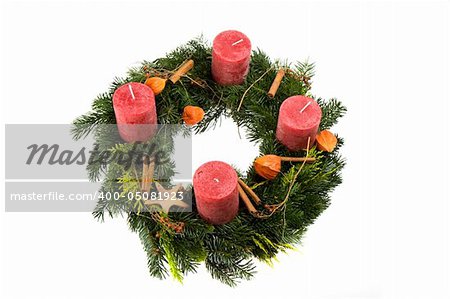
232;39;243;46
299;100;312;113
128;83;135;100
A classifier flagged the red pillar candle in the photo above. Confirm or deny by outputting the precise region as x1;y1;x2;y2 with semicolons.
211;30;252;85
276;95;322;151
193;161;239;225
112;82;157;143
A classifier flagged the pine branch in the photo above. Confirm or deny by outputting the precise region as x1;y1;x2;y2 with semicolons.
317;98;347;130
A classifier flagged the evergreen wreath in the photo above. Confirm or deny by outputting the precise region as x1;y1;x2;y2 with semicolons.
72;37;346;286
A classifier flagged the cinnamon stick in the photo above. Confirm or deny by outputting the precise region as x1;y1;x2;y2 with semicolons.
280;156;316;163
267;69;285;98
238;178;261;205
141;155;155;192
141;155;150;192
169;59;194;83
238;184;257;214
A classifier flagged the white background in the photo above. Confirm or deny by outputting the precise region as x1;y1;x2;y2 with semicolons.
1;0;449;298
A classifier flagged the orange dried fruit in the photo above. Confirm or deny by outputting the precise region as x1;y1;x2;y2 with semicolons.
254;155;282;180
144;77;166;95
182;106;204;126
316;130;337;152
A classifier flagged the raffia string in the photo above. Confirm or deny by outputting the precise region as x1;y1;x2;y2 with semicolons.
237;67;273;111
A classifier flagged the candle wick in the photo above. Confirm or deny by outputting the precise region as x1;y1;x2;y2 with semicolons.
299;101;312;113
213;178;220;183
128;83;135;100
232;39;244;46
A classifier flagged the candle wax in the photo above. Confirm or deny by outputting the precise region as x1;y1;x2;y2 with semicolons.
193;161;239;225
211;30;252;85
112;82;157;143
276;95;322;151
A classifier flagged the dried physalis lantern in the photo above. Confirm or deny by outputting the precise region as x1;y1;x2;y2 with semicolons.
254;154;315;180
144;77;167;95
254;155;281;180
182;105;204;126
316;130;338;152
